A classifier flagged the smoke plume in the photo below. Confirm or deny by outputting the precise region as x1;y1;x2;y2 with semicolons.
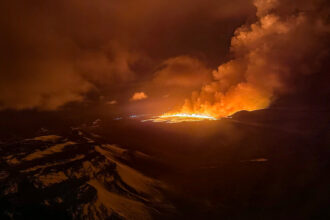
0;0;253;111
176;0;329;118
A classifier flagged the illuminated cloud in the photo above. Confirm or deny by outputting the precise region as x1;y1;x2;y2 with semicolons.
153;56;212;88
174;0;330;118
0;0;254;110
0;0;328;111
130;92;148;101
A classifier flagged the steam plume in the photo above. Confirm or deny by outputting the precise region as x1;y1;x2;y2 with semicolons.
176;0;329;118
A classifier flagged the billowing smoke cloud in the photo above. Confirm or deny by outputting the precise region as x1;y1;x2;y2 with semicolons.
153;56;212;88
1;0;328;112
0;1;137;110
176;0;330;118
0;0;254;111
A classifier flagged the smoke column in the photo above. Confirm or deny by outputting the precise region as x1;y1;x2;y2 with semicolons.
176;0;329;118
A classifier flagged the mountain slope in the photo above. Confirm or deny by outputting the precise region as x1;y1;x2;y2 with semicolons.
0;131;170;219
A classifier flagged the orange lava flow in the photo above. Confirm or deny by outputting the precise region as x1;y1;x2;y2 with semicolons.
149;113;217;123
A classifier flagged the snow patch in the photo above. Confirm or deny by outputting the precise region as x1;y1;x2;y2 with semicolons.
27;135;62;142
23;141;76;161
88;179;152;220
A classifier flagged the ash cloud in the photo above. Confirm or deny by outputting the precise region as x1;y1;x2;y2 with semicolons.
178;0;330;117
153;56;212;88
1;0;328;112
0;0;254;110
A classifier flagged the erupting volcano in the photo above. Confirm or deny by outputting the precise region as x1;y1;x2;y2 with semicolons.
1;0;329;219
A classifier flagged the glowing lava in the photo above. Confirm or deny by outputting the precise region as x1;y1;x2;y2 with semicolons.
149;113;217;123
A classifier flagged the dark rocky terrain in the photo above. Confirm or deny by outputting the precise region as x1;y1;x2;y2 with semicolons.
0;127;172;219
1;104;330;219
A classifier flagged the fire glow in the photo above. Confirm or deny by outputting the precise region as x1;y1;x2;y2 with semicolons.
149;113;217;123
